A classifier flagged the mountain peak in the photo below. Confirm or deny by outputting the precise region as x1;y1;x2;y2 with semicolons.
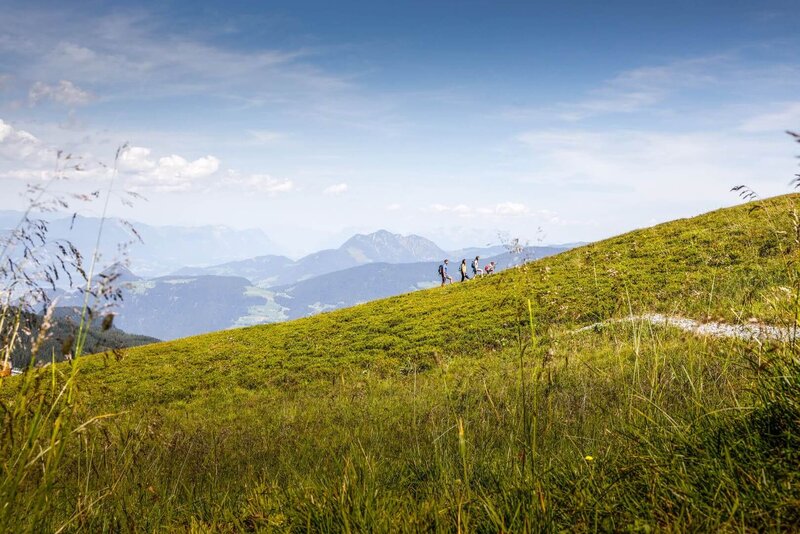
346;229;396;241
100;263;140;282
340;230;446;264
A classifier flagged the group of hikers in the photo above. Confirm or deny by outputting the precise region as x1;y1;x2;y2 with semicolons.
438;257;496;286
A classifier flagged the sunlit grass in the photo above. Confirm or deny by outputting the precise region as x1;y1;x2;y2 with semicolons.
3;194;800;531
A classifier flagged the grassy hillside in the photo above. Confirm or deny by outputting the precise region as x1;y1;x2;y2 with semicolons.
75;194;796;407
3;194;800;532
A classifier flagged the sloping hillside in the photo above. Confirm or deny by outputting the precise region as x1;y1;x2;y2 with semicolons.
5;195;800;532
75;195;795;406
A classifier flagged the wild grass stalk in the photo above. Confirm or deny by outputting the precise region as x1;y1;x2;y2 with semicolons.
72;144;127;361
0;145;141;533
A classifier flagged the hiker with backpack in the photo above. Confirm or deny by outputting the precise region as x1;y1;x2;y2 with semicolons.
459;259;470;282
472;256;482;277
438;259;453;286
484;261;496;274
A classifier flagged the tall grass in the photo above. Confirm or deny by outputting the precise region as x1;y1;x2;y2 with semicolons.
4;322;787;531
5;233;800;531
0;146;140;533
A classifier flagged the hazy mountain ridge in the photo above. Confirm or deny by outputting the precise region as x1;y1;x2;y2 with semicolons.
340;230;447;263
52;244;572;340
36;221;575;340
174;255;295;286
177;230;452;287
172;229;569;289
0;210;279;277
270;245;572;320
55;274;272;340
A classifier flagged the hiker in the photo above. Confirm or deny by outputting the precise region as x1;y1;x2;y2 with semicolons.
472;256;482;277
459;259;470;282
484;261;496;275
438;259;453;286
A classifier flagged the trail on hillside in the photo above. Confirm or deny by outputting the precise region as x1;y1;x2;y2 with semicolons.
574;313;792;342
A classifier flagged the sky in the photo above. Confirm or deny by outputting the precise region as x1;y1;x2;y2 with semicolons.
1;0;799;257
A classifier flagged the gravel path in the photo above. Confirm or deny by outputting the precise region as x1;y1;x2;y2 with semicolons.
575;313;792;342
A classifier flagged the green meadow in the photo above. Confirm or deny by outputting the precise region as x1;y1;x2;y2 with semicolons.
3;194;800;532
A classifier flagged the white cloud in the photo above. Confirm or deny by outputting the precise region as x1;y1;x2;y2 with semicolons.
386;203;402;211
0;118;118;183
0;169;56;181
0;8;402;134
118;146;156;172
155;154;219;179
500;54;800;124
565;91;661;120
477;202;530;216
0;127;292;196
515;128;792;201
224;171;294;194
55;42;97;63
429;203;472;215
121;145;220;192
428;202;531;217
0;9;349;106
0;118;54;166
28;80;93;106
739;102;800;133
500;57;724;122
557;57;722;121
247;130;285;145
323;183;349;195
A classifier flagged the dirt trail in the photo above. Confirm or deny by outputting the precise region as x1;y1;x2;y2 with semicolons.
575;313;792;342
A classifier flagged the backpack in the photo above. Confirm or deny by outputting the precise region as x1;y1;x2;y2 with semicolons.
438;264;444;276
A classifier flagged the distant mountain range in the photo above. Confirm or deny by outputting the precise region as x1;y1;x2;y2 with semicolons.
0;210;278;277
51;232;575;340
175;230;449;286
269;246;568;321
8;215;581;340
173;231;524;289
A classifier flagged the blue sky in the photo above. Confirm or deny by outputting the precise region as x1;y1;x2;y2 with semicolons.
1;0;799;256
